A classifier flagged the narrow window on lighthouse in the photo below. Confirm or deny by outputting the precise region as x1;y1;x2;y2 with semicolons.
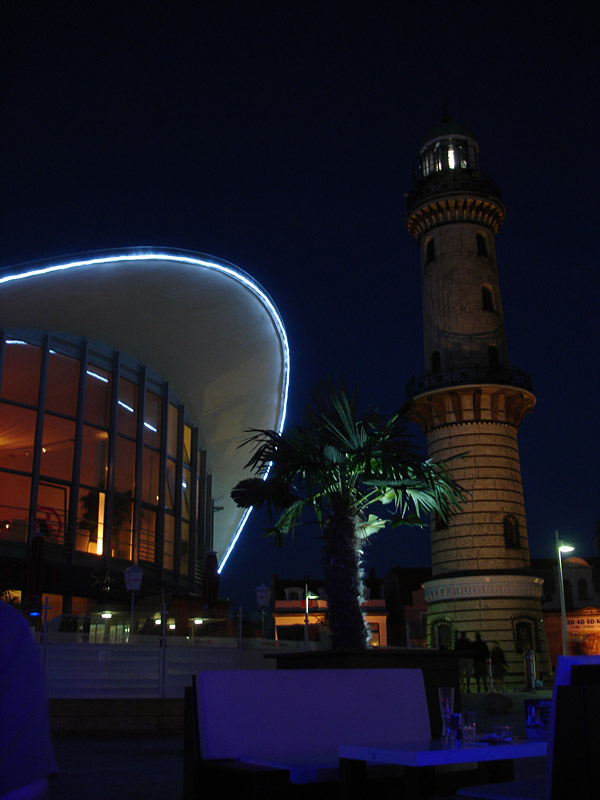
476;232;488;256
482;286;494;311
488;345;499;369
513;619;535;652
434;141;442;171
503;514;520;548
456;139;470;169
425;238;435;263
431;351;441;373
448;143;456;169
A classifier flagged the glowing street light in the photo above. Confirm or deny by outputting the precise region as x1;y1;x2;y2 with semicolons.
304;583;319;651
556;530;575;656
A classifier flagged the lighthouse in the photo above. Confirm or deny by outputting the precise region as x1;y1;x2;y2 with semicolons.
405;114;550;683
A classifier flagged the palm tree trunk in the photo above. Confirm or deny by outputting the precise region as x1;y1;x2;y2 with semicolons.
321;514;369;649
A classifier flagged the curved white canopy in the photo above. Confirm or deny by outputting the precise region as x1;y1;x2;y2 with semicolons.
0;249;289;570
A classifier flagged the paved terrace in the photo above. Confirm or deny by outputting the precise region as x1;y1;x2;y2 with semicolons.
48;690;550;799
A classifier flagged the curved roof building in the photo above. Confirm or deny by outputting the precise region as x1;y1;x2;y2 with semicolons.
0;249;289;618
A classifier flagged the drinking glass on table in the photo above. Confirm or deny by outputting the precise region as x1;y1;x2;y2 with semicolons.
462;711;477;744
450;713;462;746
493;724;512;741
438;687;454;741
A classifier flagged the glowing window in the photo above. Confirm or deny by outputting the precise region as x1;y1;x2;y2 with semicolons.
142;446;160;505
85;367;111;427
139;508;156;564
111;492;133;560
40;415;75;482
117;379;138;437
1;341;41;405
448;144;456;169
46;351;79;417
0;403;36;472
167;403;179;457
76;489;105;555
80;426;108;488
0;472;31;542
164;513;175;571
144;390;161;447
114;436;135;495
184;425;192;465
456;139;471;169
166;460;176;510
37;482;69;545
0;325;207;581
180;520;189;577
182;468;192;517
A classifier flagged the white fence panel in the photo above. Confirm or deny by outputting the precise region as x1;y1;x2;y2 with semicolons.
42;637;305;698
164;641;239;697
45;642;160;698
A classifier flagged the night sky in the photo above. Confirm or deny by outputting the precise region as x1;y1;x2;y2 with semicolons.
2;2;598;612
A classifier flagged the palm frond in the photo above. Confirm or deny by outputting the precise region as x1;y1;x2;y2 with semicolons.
231;377;465;540
355;514;387;538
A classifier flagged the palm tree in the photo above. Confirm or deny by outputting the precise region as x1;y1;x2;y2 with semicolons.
231;380;463;650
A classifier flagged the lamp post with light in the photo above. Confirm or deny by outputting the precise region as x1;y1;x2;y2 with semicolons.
255;583;271;640
556;530;574;656
304;583;319;651
124;563;143;642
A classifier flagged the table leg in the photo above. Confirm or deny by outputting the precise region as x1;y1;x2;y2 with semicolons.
476;757;515;784
340;760;433;800
339;758;366;800
404;765;435;799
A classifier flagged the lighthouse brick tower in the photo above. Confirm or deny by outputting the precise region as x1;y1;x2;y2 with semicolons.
405;115;550;683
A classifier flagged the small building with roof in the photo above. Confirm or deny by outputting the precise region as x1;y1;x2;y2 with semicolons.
531;555;600;669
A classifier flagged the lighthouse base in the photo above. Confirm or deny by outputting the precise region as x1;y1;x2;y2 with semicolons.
423;573;551;688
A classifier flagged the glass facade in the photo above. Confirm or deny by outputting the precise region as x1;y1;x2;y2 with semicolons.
0;328;209;590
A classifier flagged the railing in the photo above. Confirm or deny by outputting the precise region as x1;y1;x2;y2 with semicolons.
405;365;533;399
407;168;502;211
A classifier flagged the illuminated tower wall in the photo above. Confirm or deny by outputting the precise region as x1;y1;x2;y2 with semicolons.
405;117;550;683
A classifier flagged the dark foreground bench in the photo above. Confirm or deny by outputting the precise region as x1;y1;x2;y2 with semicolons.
183;667;430;798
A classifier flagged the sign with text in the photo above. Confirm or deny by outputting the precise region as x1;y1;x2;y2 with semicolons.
567;610;600;632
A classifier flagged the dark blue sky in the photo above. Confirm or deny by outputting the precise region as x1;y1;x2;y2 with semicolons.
2;2;598;612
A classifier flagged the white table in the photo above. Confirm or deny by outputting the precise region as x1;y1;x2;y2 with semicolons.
339;739;547;798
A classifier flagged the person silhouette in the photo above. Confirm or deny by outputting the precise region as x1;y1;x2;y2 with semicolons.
491;643;509;691
454;631;473;693
472;631;490;693
0;600;57;798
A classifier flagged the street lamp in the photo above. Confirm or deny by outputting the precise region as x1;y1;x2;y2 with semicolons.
304;583;319;651
255;583;271;639
124;563;143;641
556;530;574;656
